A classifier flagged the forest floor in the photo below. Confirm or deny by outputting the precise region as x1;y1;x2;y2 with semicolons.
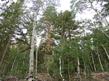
34;72;109;81
3;72;109;81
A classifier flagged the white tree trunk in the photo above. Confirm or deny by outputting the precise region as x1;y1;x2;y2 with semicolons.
28;1;41;80
59;56;64;81
35;47;38;79
77;57;81;81
29;24;35;80
35;37;42;79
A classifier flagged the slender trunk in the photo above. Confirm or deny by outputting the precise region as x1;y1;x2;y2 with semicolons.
102;44;109;60
29;24;35;79
35;47;38;79
35;38;42;79
0;39;10;67
77;57;81;81
28;5;40;80
101;30;109;39
96;48;104;72
83;63;87;79
29;26;35;74
68;59;70;81
0;63;6;77
81;54;87;78
10;56;17;74
28;13;37;81
59;56;64;81
87;52;93;74
91;52;96;72
2;64;6;77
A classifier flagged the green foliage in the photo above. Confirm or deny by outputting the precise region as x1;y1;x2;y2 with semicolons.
0;0;29;78
8;48;29;78
43;6;57;24
0;0;24;58
0;0;109;80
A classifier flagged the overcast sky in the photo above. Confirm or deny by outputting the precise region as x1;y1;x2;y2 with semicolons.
0;0;96;20
56;0;96;21
0;0;101;21
57;0;71;12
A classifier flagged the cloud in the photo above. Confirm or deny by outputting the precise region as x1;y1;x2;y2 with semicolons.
57;0;71;12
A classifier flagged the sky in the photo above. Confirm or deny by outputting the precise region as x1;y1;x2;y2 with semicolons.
13;0;17;2
57;0;71;12
58;0;109;22
57;0;95;20
0;0;105;21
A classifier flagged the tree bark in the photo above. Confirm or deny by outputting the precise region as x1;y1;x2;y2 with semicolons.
28;1;40;80
28;22;35;81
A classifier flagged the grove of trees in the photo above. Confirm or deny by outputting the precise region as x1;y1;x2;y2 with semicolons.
0;0;109;81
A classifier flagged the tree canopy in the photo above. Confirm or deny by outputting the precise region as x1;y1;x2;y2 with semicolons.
0;0;109;81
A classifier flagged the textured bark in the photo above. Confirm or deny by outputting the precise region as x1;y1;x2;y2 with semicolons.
29;24;35;75
28;13;37;81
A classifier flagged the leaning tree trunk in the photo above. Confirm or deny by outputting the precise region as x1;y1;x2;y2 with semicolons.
96;48;104;72
10;56;17;75
0;39;10;68
91;52;96;72
101;44;109;60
